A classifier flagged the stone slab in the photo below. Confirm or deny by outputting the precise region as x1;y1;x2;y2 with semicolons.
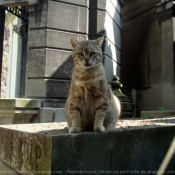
54;108;66;122
89;10;121;49
39;108;55;123
25;79;70;98
0;98;41;110
0;0;39;7
141;110;175;119
0;109;39;125
0;120;175;174
28;29;87;49
122;22;149;89
103;38;121;64
55;0;88;6
89;0;123;13
103;55;121;82
27;49;73;78
29;1;88;34
39;108;66;123
0;160;20;175
47;1;88;33
122;0;159;21
41;99;66;108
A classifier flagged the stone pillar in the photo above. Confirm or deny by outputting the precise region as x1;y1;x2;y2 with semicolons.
156;0;175;109
88;0;135;118
122;0;175;117
89;0;123;82
25;0;88;107
0;7;5;97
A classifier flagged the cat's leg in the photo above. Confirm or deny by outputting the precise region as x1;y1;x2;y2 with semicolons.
94;107;109;132
69;108;81;133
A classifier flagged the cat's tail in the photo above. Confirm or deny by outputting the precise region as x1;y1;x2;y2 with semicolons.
113;95;121;118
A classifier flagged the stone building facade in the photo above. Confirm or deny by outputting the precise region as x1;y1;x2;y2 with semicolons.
122;0;175;116
0;0;124;109
1;0;174;117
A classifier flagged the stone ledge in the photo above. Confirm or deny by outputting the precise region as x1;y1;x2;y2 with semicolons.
0;160;19;175
0;0;39;7
39;108;66;123
0;99;41;125
141;110;175;119
0;98;41;110
0;119;175;174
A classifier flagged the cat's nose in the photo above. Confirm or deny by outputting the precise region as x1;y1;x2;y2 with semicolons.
84;58;89;63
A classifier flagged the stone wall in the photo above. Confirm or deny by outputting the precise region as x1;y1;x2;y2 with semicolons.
0;8;5;97
89;0;123;82
25;0;124;108
0;122;175;174
122;0;175;116
25;0;89;107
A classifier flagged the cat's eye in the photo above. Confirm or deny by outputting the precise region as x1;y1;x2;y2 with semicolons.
89;52;96;57
77;53;84;57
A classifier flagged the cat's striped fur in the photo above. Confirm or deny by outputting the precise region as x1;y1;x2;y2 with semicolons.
65;36;121;133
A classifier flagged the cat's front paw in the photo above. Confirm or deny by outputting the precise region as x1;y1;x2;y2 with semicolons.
94;126;105;132
69;127;81;133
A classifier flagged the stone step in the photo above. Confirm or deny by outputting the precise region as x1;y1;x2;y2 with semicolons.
0;99;41;125
0;118;175;174
0;160;20;175
141;110;175;119
39;108;66;123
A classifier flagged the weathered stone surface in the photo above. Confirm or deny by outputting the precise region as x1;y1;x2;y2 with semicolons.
89;0;123;13
55;0;88;6
54;108;66;122
0;0;39;7
0;160;20;175
28;29;87;49
103;38;121;64
29;1;88;34
89;10;121;49
141;110;175;119
123;22;149;89
41;99;66;108
0;99;41;125
122;0;175;114
39;108;66;123
47;1;88;33
25;79;70;98
0;126;52;174
0;109;39;125
0;9;5;89
27;49;73;78
0;121;175;174
103;55;121;82
122;0;159;21
28;2;48;27
39;108;54;123
0;98;41;110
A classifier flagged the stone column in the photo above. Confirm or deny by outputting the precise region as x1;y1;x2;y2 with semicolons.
156;0;175;109
25;0;88;107
0;7;5;97
122;0;175;116
89;0;135;118
89;0;123;82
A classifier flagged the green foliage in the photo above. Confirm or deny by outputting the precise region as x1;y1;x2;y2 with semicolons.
20;95;26;98
156;106;165;111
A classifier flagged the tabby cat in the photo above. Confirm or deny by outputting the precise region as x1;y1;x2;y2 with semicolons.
65;36;121;133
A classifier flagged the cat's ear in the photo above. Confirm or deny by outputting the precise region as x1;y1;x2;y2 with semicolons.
94;36;104;47
71;38;78;48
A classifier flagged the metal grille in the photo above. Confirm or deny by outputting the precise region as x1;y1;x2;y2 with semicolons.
7;6;28;22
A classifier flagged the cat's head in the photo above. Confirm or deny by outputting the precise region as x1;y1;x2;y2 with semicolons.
70;36;104;69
